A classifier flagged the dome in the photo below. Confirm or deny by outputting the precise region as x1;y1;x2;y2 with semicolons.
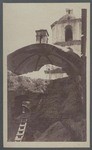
58;9;76;23
58;14;76;23
51;9;76;28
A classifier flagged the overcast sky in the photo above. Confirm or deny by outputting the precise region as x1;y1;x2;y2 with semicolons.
3;3;90;54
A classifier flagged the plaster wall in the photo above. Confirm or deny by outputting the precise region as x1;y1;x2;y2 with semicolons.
52;20;81;44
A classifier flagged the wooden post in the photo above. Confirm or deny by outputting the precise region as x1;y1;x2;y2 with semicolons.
81;9;87;56
81;9;87;117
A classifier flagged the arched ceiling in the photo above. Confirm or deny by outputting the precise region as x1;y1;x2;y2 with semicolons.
7;43;83;76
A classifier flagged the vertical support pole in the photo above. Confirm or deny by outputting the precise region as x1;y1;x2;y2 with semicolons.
81;9;87;118
81;9;87;56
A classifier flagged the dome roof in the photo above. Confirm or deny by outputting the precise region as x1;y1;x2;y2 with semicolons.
51;9;79;28
58;14;76;23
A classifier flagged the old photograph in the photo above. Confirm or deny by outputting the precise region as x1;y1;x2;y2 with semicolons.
3;3;90;148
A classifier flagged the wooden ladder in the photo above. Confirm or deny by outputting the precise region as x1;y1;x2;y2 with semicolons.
15;118;27;142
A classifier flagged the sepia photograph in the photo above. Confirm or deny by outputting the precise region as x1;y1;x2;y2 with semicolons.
3;2;90;148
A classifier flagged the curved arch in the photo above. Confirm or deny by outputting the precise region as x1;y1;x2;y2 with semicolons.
65;25;73;42
7;43;82;75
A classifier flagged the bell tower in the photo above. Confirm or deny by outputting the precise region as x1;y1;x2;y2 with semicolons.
51;9;82;56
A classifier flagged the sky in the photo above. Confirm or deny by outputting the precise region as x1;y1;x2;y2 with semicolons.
3;3;90;55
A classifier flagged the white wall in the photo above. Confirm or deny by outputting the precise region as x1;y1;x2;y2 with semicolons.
52;20;81;43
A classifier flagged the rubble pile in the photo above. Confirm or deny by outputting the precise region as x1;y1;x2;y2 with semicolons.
8;70;86;141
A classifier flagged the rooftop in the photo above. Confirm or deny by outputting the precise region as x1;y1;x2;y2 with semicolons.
51;9;81;28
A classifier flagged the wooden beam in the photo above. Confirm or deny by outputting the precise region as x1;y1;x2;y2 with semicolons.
81;9;87;56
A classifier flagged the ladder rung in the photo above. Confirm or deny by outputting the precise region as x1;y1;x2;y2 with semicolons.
15;135;23;141
16;133;24;136
19;125;27;130
18;128;25;131
20;122;27;125
19;126;25;130
19;127;26;131
16;132;24;136
18;130;24;133
19;124;26;127
17;135;23;138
